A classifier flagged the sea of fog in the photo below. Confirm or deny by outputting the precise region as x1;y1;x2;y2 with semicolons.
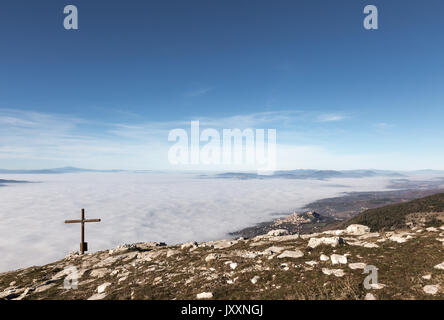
0;172;432;272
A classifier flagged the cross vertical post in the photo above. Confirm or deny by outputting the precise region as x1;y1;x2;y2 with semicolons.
81;208;85;254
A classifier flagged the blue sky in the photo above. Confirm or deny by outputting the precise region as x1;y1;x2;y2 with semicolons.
1;0;444;170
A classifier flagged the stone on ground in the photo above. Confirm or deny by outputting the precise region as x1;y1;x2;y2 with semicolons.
330;254;347;265
423;285;439;295
346;224;370;236
196;292;213;299
277;250;304;259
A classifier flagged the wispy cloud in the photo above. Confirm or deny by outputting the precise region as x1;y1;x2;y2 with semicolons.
0;108;362;170
374;122;394;129
185;86;214;97
316;113;348;122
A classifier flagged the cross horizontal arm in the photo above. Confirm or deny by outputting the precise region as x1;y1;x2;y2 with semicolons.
84;219;101;223
65;219;82;223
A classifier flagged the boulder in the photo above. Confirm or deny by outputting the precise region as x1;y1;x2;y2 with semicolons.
388;235;408;243
211;240;237;249
322;230;344;236
88;293;107;300
263;246;286;255
269;234;300;242
423;285;439;295
196;292;213;299
34;282;56;293
370;283;386;290
364;293;377;300
308;237;344;248
267;229;289;236
205;253;220;262
330;254;347;265
181;242;198;250
320;254;329;261
348;263;366;270
321;268;345;277
434;262;444;270
250;276;260;284
363;242;379;248
166;249;179;257
346;224;370;236
277;250;304;259
97;282;111;294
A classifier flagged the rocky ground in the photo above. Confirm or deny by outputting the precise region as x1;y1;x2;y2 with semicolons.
1;223;443;300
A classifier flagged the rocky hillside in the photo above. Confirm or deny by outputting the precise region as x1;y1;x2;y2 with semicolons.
341;193;444;231
1;223;443;300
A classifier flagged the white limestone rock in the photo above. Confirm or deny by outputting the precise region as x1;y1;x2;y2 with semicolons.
269;234;300;242
322;230;344;236
88;293;107;300
370;283;386;290
277;250;304;259
263;246;286;255
364;293;377;300
267;229;289;236
434;262;444;270
166;249;179;258
251;276;260;284
348;263;366;270
308;237;344;248
97;282;111;294
346;224;370;236
321;268;345;277
205;253;220;262
196;292;213;299
388;235;408;243
423;285;439;295
330;254;347;265
181;242;198;250
358;232;380;240
320;254;330;261
363;242;379;248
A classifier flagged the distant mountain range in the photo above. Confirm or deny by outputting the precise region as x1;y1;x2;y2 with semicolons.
214;169;406;180
1;167;444;178
0;167;124;174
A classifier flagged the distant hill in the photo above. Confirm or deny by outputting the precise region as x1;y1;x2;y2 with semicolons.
341;193;444;231
0;179;29;186
0;167;123;174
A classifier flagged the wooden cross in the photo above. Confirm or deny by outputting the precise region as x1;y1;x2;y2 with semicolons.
65;209;101;254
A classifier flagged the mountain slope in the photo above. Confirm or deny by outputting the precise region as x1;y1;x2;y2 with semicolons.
341;193;444;231
1;223;443;300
